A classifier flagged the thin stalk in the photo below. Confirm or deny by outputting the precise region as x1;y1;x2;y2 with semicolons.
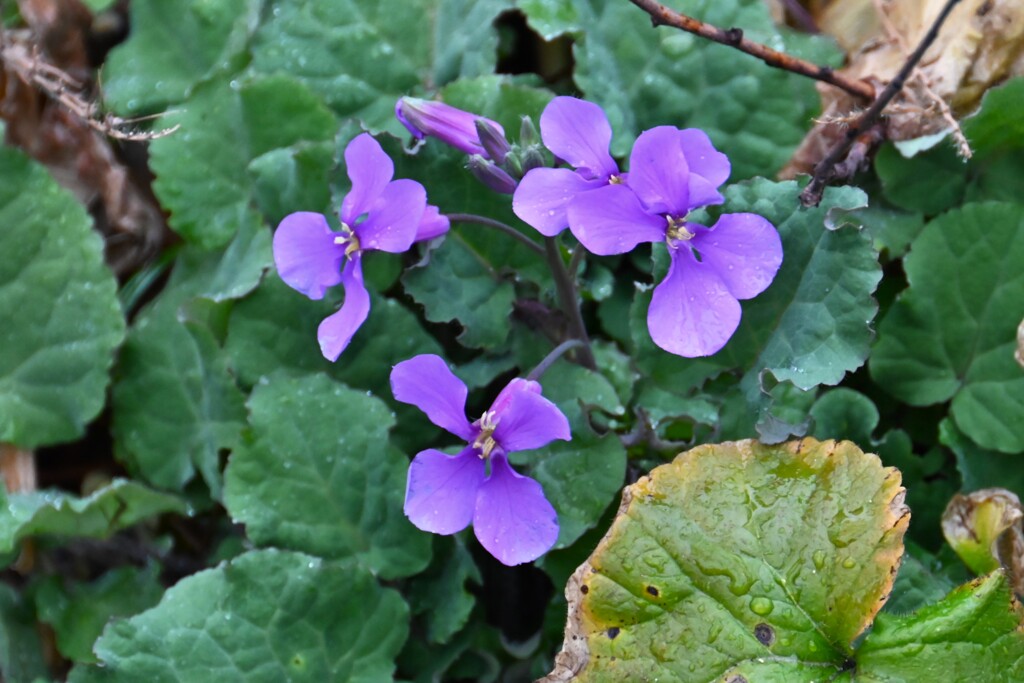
526;340;586;382
544;238;596;370
445;213;544;255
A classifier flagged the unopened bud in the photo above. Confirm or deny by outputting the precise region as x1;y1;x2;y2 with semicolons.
519;115;539;148
475;119;512;164
467;155;518;194
396;96;506;159
521;146;546;173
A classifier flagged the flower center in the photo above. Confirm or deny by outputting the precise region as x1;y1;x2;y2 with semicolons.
333;223;361;258
472;410;499;459
665;215;695;244
608;174;623;185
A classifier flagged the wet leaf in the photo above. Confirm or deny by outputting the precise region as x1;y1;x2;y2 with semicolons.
0;480;188;565
857;571;1024;682
68;549;409;682
870;202;1024;453
0;145;125;448
223;374;431;579
543;438;908;682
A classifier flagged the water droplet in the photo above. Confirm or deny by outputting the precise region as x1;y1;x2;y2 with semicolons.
750;597;773;616
812;550;826;570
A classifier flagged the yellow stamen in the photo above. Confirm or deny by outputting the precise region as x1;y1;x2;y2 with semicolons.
472;410;499;459
608;174;623;185
333;223;361;257
666;216;695;243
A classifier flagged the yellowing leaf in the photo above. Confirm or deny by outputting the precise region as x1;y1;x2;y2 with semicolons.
543;438;908;682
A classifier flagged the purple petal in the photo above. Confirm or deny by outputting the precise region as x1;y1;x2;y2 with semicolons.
405;447;486;535
678;128;730;208
489;378;541;416
491;384;570;453
648;247;742;357
567;184;665;255
340;133;394;225
693;213;783;300
391;354;474;440
513;168;602;237
355;179;426;253
540;97;618;180
473;453;558;566
627;126;691;216
273;212;346;300
415;204;450;242
317;256;370;361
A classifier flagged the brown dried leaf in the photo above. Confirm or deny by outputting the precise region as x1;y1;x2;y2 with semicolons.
783;0;1024;176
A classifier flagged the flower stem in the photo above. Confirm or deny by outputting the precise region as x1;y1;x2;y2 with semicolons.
544;237;596;370
526;340;586;381
445;213;544;255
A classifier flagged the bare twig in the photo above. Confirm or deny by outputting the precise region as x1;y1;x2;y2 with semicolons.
1;29;178;141
626;0;874;101
800;0;963;207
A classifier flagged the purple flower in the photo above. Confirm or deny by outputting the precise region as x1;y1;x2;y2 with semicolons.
512;97;623;236
391;354;570;566
396;97;506;159
273;133;449;361
568;126;783;357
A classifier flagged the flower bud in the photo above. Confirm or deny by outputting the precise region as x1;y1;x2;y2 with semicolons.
475;118;512;164
519;115;539;148
467;155;518;195
396;97;505;158
521;146;546;173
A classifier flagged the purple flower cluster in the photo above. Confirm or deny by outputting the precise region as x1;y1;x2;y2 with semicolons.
392;355;569;566
273;133;448;361
270;95;784;566
513;97;783;357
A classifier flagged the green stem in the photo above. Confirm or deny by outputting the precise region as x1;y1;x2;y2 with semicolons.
445;213;544;255
526;340;585;382
544;237;596;370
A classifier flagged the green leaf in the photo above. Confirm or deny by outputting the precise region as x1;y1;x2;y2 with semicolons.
857;571;1024;682
69;549;409;683
170;219;274;304
34;566;165;663
962;78;1024;160
0;145;125;448
0;583;49;682
517;0;581;39
406;536;481;645
874;142;967;215
942;418;1024;495
854;203;926;259
510;362;626;548
150;74;338;249
223;272;442;452
224;374;431;579
249;141;336;226
250;0;508;129
870;202;1024;453
112;301;247;495
0;480;188;562
402;232;517;349
542;438;909;682
810;388;878;449
100;0;263;114
566;0;836;177
884;552;956;616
